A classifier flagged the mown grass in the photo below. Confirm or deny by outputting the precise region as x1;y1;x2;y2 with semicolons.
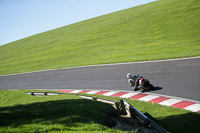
0;90;127;133
0;90;200;133
0;0;200;75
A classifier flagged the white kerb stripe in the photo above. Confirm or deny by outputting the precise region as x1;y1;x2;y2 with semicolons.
103;91;119;96
159;99;182;106
69;90;82;93
86;90;101;94
120;92;140;98
184;103;200;112
139;95;160;102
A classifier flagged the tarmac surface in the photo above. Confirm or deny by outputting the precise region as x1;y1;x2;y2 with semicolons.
0;57;200;101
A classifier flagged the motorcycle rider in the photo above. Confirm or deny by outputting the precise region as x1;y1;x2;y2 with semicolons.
127;73;152;91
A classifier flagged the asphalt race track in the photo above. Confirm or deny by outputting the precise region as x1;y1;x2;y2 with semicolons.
0;57;200;101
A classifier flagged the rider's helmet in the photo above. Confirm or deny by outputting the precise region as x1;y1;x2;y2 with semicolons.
127;73;133;79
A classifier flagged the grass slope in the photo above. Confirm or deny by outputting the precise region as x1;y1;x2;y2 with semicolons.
0;0;200;75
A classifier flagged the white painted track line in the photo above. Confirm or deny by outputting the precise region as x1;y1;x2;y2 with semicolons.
1;56;200;77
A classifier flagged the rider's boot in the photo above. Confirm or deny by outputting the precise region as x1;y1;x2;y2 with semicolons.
133;87;139;91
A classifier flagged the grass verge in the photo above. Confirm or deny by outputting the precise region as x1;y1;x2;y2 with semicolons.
0;90;124;133
0;90;200;133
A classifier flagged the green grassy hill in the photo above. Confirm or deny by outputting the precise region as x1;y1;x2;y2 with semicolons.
0;0;200;75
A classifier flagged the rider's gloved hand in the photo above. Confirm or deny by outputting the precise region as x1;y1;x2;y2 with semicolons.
138;86;142;89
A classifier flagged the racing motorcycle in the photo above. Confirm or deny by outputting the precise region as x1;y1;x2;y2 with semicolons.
127;73;154;92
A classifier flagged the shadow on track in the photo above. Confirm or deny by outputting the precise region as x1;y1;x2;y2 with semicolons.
152;86;163;91
140;86;163;93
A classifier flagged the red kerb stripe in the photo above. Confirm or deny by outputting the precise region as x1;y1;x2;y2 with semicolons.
95;91;109;95
78;90;89;93
129;94;148;100
111;92;129;97
171;101;195;109
149;97;170;103
57;90;73;93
